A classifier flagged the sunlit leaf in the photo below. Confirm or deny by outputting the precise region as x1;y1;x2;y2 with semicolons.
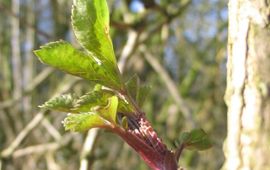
118;97;135;114
98;96;118;123
72;0;116;65
63;112;108;132
34;41;122;90
39;94;77;112
73;90;113;112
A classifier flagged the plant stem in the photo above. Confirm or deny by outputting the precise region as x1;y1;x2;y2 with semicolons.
112;126;163;170
175;144;185;162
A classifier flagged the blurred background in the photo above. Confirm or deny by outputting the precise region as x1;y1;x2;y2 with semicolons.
0;0;227;169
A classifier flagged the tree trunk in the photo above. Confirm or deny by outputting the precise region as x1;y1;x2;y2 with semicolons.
224;0;270;170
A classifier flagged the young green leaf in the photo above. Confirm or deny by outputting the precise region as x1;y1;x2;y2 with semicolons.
73;90;113;112
63;112;108;132
39;94;77;113
98;96;118;123
178;129;212;151
34;41;122;90
72;0;116;65
117;98;135;114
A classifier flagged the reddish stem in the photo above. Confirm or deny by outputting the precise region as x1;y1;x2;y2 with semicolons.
111;119;178;170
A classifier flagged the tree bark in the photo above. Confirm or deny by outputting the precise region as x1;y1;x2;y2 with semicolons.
224;0;270;170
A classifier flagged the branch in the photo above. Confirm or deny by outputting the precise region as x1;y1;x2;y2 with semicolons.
139;0;192;44
0;111;49;159
13;143;58;158
41;118;62;141
140;46;195;127
11;0;23;130
12;134;72;158
0;2;51;39
0;76;80;159
175;144;185;162
79;128;99;170
45;152;61;170
0;67;54;109
118;30;140;73
111;20;133;30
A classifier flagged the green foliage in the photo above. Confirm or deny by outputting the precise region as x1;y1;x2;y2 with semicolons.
178;129;212;151
34;41;122;90
72;0;116;65
34;0;147;133
98;96;118;123
117;97;135;113
39;94;77;112
63;112;107;131
39;87;126;131
34;0;213;166
62;96;119;132
74;90;113;112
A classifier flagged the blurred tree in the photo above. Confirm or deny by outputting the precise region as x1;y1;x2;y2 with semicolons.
224;0;270;169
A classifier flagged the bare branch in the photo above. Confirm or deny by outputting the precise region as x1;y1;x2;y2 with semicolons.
0;76;80;158
41;119;62;141
140;46;195;127
0;2;51;39
1;111;48;158
118;30;139;73
0;159;2;170
45;152;61;170
79;129;98;170
12;135;72;158
10;0;23;130
13;142;58;158
0;67;54;109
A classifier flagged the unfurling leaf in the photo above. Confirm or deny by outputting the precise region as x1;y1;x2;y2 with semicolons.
39;94;77;112
118;98;135;114
63;96;119;132
98;96;119;123
34;41;122;90
74;89;132;115
73;90;113;112
63;112;108;131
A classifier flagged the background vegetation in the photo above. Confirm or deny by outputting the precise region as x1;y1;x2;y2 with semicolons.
0;0;227;169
